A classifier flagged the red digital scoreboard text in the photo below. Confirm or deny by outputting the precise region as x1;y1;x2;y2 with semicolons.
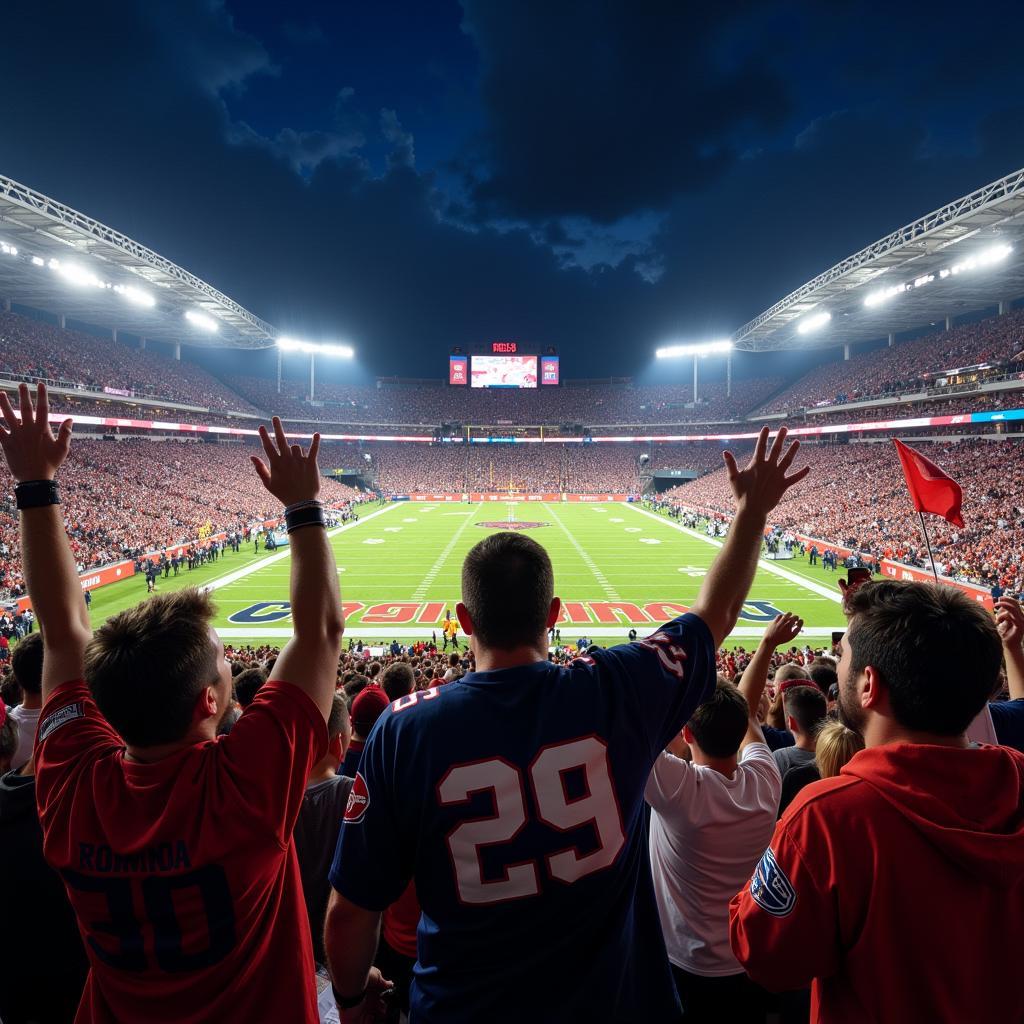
491;341;518;353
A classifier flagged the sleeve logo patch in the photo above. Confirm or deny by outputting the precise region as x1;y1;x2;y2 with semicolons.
39;702;85;743
750;847;796;917
344;771;370;824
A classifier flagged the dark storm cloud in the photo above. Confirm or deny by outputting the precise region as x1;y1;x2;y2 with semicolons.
459;0;791;224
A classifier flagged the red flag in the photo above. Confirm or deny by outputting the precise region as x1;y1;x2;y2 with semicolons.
892;438;964;528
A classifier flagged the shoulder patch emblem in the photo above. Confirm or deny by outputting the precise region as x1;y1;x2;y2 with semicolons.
750;847;796;917
344;771;370;824
38;702;85;743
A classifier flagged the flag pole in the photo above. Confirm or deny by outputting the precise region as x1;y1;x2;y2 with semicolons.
917;510;940;583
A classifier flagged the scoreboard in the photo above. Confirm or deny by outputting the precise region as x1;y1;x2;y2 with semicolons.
449;343;559;387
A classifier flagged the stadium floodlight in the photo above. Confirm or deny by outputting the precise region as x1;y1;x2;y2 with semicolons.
0;241;17;256
655;339;732;359
30;255;44;266
185;309;219;333
864;283;906;308
276;336;354;358
113;284;156;308
942;243;1012;278
796;310;831;335
52;260;108;290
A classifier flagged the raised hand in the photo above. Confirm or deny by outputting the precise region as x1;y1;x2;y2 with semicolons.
722;426;809;520
250;416;322;506
995;597;1024;649
0;382;73;483
762;612;804;650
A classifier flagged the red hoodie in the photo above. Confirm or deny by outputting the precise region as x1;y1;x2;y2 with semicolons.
729;742;1024;1023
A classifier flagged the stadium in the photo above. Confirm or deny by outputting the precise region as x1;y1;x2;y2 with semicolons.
3;130;1024;1024
2;168;1024;648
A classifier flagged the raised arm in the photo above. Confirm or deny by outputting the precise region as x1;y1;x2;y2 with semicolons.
0;384;88;698
737;613;803;748
250;418;344;722
690;427;809;646
995;597;1024;701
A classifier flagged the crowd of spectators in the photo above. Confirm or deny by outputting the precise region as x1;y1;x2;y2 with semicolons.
0;311;261;413
366;442;645;494
0;439;360;598
663;439;1024;591
759;309;1024;413
224;374;783;426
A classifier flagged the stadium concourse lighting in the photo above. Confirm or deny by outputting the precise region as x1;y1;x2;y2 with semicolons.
655;340;733;359
796;310;831;335
275;336;355;401
185;309;219;333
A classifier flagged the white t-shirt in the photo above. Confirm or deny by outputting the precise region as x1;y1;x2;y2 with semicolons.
646;742;782;976
8;704;41;771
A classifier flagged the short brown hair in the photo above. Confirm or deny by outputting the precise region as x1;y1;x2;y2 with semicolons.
85;589;219;746
846;580;1001;736
782;685;827;736
687;680;749;758
328;692;350;739
380;662;414;701
11;632;44;696
462;532;554;650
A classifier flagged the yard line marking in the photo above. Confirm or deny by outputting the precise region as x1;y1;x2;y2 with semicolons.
626;503;841;604
411;502;481;601
202;503;403;595
543;503;621;601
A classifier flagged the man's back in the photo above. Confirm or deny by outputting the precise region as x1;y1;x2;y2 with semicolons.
331;615;716;1022
646;743;780;976
36;680;326;1024
730;743;1024;1024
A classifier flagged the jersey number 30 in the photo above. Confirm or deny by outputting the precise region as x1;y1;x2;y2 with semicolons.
437;736;625;905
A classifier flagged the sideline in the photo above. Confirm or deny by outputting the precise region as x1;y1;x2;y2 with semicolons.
625;503;843;604
203;502;403;594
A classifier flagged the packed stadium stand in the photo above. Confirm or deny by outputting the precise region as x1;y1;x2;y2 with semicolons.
758;308;1024;412
0;440;359;599
661;439;1024;591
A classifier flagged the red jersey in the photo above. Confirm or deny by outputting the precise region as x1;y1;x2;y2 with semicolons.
382;880;420;959
729;742;1024;1023
35;679;327;1023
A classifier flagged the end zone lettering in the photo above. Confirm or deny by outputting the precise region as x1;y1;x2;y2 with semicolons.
228;599;784;626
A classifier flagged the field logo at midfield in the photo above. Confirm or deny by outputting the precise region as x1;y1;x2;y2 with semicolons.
475;520;550;530
228;599;783;625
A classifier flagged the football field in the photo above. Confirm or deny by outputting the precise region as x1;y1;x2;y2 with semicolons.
85;501;847;649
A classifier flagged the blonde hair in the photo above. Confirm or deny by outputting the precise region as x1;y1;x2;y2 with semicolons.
814;720;864;778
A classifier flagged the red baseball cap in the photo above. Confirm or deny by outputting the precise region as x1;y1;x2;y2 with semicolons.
351;684;391;734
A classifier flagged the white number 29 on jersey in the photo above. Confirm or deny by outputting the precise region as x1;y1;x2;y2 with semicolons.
436;736;625;905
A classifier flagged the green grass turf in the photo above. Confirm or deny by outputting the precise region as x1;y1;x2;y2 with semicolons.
82;501;847;650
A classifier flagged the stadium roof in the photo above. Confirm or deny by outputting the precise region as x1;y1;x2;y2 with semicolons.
0;174;276;350
734;166;1024;352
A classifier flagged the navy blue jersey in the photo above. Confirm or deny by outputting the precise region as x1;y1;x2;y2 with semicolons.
330;613;715;1023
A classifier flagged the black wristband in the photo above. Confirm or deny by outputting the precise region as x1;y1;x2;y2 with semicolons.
331;983;367;1009
285;506;326;533
15;479;60;509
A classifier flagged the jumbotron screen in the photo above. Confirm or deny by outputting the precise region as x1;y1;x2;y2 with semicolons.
470;354;538;388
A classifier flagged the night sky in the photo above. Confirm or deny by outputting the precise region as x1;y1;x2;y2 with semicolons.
2;1;1024;385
